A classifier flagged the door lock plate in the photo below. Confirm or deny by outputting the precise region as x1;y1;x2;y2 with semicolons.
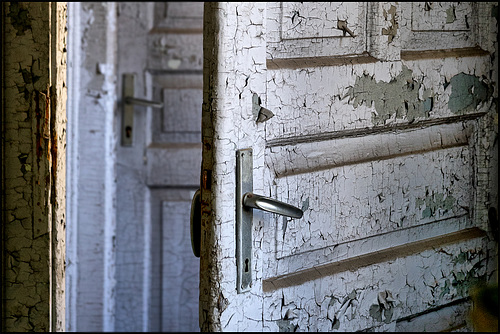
121;73;163;146
236;148;253;293
122;74;135;146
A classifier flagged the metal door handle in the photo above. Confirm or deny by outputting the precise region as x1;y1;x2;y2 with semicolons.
242;192;303;218
236;148;304;293
125;96;163;109
121;73;164;146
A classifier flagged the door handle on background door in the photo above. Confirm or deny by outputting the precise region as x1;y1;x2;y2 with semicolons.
236;148;303;293
125;96;164;109
242;192;303;218
121;73;164;146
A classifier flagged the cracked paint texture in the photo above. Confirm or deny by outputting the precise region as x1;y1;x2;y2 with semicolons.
346;65;433;125
2;2;67;332
272;146;471;257
267;2;367;59
261;238;495;332
398;3;492;51
412;2;472;31
266;56;494;140
202;2;497;332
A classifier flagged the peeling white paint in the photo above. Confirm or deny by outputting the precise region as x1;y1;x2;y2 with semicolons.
202;2;498;332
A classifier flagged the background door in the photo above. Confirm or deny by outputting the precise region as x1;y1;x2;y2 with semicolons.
200;2;498;332
115;2;203;331
66;2;203;331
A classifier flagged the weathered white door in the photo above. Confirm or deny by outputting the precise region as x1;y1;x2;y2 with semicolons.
66;2;203;331
199;2;498;331
115;2;202;331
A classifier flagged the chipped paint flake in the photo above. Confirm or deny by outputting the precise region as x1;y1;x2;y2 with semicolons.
381;5;398;43
448;73;493;114
446;6;457;24
347;65;432;125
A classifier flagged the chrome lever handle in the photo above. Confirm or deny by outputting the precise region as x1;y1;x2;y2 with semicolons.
242;192;303;219
125;97;164;109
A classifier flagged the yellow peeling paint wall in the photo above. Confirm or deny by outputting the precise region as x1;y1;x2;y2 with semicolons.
2;2;67;331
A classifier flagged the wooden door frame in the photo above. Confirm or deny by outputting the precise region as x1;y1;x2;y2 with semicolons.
2;2;67;331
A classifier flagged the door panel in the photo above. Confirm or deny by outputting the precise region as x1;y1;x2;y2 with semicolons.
267;2;367;58
201;2;497;332
400;2;479;51
162;199;200;329
269;145;472;258
264;59;490;140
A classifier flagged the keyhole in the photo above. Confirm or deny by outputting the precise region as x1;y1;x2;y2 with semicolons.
244;258;249;273
125;126;132;138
